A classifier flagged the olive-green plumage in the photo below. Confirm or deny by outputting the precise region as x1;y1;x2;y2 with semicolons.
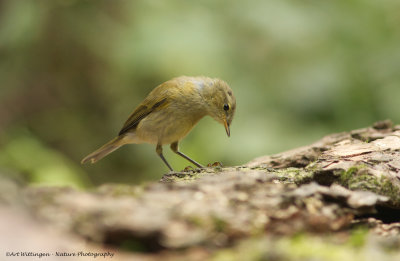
81;76;236;171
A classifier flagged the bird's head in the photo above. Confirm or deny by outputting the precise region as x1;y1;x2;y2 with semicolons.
205;79;236;137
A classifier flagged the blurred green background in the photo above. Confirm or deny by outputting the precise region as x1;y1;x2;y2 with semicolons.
1;0;399;187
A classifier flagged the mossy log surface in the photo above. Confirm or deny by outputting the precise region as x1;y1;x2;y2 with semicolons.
2;120;400;261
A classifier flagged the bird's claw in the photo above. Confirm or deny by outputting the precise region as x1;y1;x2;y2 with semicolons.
182;165;195;172
207;161;223;167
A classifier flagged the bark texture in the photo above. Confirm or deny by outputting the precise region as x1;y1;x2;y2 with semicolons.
2;120;400;261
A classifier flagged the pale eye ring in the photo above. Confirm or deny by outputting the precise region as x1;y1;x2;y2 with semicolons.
223;104;229;111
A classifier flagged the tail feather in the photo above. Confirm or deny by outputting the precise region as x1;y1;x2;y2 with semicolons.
81;136;125;164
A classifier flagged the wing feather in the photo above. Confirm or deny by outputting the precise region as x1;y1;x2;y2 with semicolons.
118;97;168;136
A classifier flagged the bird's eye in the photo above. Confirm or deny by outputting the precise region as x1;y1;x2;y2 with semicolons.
223;104;230;111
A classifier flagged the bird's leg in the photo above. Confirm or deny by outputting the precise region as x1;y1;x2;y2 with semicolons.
170;142;204;168
156;144;173;171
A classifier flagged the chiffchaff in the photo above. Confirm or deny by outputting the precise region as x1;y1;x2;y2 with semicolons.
81;76;236;171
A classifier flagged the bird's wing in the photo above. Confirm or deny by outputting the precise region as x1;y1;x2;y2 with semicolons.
118;97;169;136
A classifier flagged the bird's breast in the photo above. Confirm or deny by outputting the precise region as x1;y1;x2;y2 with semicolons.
134;104;205;145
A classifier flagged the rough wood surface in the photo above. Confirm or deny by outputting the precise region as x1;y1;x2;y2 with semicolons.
1;120;400;261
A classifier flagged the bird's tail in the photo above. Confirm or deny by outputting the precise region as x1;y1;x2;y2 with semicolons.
81;136;125;164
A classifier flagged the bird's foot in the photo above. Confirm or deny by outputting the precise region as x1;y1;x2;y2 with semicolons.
207;161;223;167
182;165;195;172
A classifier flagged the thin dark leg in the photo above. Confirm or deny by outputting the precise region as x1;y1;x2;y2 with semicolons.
156;144;173;171
170;142;204;168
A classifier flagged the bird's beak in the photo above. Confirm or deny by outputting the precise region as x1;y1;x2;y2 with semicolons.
223;119;230;137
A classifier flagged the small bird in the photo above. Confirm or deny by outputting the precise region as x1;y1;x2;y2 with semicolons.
81;76;236;171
